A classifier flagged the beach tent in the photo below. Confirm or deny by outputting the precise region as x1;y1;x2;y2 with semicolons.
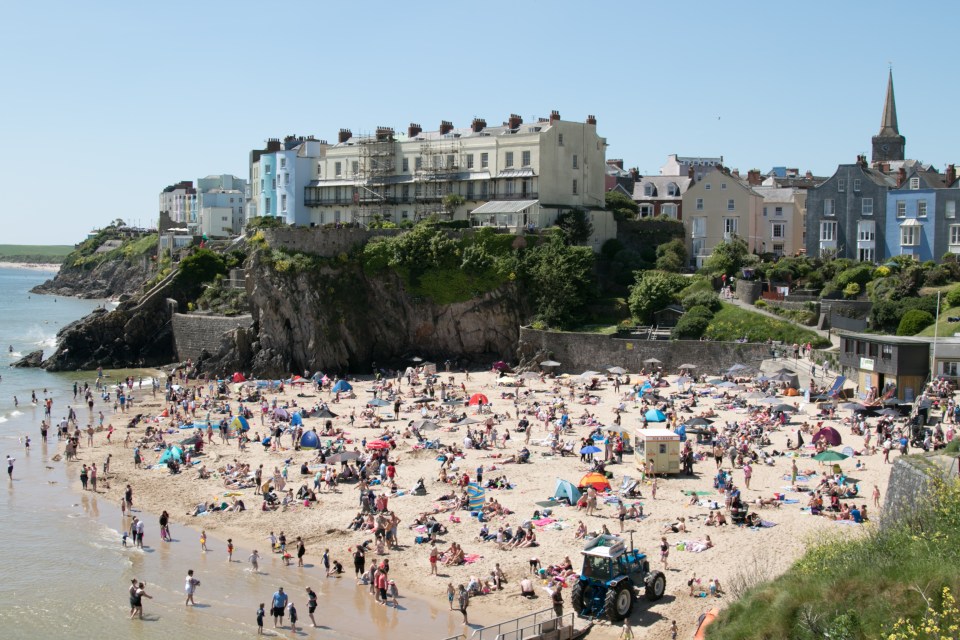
314;408;338;419
812;426;842;446
274;407;290;421
367;398;390;408
159;445;184;464
553;478;582;504
299;430;320;450
644;408;667;422
231;416;250;432
232;372;246;383
468;393;489;406
290;412;303;427
578;472;611;492
675;424;687;441
467;483;486;510
332;380;353;393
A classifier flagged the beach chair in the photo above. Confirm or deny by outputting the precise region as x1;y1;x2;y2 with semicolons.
618;476;638;496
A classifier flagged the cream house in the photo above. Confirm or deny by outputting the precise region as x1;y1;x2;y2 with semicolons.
752;186;806;257
682;169;763;268
303;112;607;241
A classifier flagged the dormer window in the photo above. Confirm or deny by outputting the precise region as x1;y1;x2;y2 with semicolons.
643;183;656;197
910;177;920;190
666;182;679;197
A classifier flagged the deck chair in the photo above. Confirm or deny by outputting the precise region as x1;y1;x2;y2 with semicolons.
618;476;638;496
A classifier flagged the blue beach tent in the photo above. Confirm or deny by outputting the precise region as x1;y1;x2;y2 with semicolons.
332;380;353;393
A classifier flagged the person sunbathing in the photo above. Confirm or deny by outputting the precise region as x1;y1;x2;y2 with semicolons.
574;521;587;539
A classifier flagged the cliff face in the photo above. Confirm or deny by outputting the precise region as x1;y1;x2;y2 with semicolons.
200;254;529;377
32;255;155;299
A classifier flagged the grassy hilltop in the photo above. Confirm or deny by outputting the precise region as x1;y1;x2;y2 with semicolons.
0;244;73;263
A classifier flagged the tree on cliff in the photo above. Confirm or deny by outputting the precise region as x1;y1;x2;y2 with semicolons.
628;270;687;324
605;191;638;220
702;236;750;278
555;209;594;246
524;230;595;329
175;249;227;292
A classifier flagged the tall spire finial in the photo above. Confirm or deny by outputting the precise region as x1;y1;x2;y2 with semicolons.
879;69;899;136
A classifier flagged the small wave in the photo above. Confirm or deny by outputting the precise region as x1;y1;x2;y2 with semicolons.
10;410;23;417
7;351;22;358
0;417;7;423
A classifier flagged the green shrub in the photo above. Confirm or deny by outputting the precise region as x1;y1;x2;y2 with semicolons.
754;299;768;308
897;309;935;335
628;270;688;323
705;303;829;347
685;305;714;319
681;290;721;312
843;282;861;299
924;265;951;287
947;286;960;308
672;314;710;339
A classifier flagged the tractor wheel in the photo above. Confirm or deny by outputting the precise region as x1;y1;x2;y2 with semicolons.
570;581;586;615
645;571;666;601
604;582;634;622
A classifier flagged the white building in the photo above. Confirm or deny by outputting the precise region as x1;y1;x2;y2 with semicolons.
197;174;246;237
660;154;724;182
752;186;807;257
303;112;609;246
159;181;197;226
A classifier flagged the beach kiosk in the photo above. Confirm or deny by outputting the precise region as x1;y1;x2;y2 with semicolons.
634;428;681;475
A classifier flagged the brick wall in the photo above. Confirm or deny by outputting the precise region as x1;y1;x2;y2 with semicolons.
518;327;774;374
172;313;253;362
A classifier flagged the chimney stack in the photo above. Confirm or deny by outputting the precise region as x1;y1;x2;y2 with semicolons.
550;110;561;123
805;170;813;179
439;120;454;135
747;169;762;186
897;167;907;187
688;166;695;179
408;123;422;138
508;114;522;130
947;164;956;186
609;159;624;170
471;117;486;133
732;169;741;178
629;168;639;180
266;138;282;152
586;114;597;125
375;126;394;142
338;128;352;144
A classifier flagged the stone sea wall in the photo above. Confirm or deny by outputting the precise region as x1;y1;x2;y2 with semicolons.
172;313;253;362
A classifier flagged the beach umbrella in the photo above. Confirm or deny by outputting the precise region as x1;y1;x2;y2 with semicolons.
367;398;390;407
231;416;250;432
607;366;627;375
442;398;464;406
578;472;611;491
290;412;303;427
540;360;561;367
684;417;714;427
411;396;434;404
468;393;489;406
412;419;440;431
331;380;353;393
327;451;361;464
467;482;486;510
717;381;741;389
410;356;424;362
706;378;724;384
678;363;698;370
876;408;900;417
520;371;541;380
314;407;338;419
773;367;797;375
644;409;667;422
727;363;749;372
758;396;781;405
492;361;509;371
840;402;867;412
771;404;798;413
455;417;481;427
813;450;849;462
274;407;290;421
744;391;766;400
179;434;202;447
579;371;601;379
580;445;602;455
498;376;518;385
643;358;662;365
771;372;800;387
812;426;842;446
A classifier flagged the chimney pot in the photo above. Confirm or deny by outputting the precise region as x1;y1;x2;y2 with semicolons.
805;170;813;179
408;123;422;138
746;170;762;186
732;169;740;178
338;128;352;144
440;120;454;135
508;114;522;130
586;114;597;125
897;167;906;187
687;166;695;179
946;164;956;186
550;110;561;122
471;117;486;133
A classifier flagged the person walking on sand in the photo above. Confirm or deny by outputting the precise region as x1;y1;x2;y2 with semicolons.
873;485;881;508
256;603;265;635
457;584;470;624
660;536;669;570
306;587;318;627
249;549;261;573
184;569;200;606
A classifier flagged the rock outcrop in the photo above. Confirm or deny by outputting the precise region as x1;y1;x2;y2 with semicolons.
32;256;154;299
10;350;43;367
198;254;530;378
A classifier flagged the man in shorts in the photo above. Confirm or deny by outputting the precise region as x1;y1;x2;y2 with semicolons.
271;587;288;627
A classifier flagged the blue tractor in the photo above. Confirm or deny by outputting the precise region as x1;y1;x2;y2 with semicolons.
570;534;666;622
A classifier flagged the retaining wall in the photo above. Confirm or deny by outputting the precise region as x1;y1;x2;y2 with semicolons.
883;454;960;527
518;327;773;374
172;313;253;362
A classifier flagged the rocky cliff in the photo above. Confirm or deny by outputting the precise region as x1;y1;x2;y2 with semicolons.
32;255;155;299
198;253;530;377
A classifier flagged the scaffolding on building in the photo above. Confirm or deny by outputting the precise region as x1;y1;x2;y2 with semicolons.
355;127;398;225
414;124;463;221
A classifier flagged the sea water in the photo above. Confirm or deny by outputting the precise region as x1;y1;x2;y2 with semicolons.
0;267;467;639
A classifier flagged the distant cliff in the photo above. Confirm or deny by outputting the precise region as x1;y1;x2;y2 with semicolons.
31;228;158;299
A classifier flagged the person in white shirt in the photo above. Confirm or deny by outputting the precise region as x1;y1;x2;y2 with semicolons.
184;569;200;606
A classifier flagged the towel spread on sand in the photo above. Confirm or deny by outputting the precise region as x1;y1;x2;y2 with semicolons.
533;518;555;527
463;554;483;564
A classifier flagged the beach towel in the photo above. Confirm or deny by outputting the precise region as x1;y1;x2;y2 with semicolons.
532;518;555;527
759;520;778;527
782;499;800;504
783;475;811;482
463;554;483;564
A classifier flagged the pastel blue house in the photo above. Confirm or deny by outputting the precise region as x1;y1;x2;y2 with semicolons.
885;166;959;262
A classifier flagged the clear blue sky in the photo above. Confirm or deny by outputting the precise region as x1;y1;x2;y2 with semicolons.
1;1;956;244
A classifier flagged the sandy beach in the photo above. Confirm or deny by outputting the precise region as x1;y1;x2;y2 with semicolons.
64;362;893;639
0;261;60;272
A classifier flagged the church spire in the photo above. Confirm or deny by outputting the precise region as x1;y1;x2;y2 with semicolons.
878;69;899;136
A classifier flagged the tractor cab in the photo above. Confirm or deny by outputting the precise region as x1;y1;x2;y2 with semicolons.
571;534;665;622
